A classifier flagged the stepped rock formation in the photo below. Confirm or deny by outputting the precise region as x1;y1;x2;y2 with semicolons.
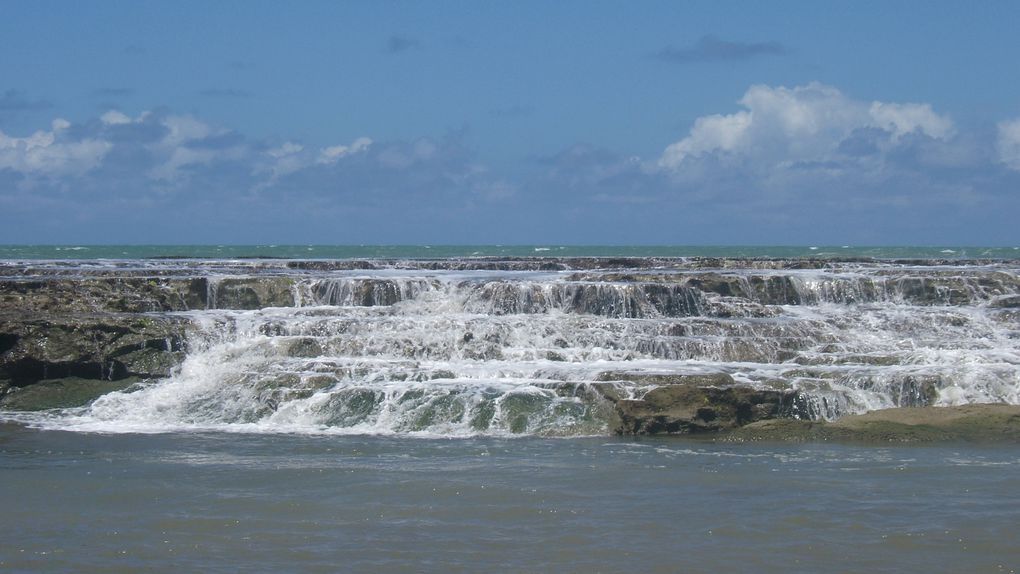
1;257;1018;436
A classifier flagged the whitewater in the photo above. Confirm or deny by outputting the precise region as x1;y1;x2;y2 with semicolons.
3;253;1017;436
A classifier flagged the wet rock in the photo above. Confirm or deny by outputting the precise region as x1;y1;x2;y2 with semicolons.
721;404;1020;443
0;376;142;410
211;277;295;309
602;373;800;435
286;337;323;358
614;385;799;435
991;295;1020;308
0;277;207;313
0;312;189;408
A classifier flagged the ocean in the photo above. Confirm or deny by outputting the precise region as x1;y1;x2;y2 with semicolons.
1;246;1018;572
3;428;1019;573
1;244;1019;260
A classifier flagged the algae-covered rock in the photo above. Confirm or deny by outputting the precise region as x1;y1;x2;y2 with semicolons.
0;376;142;410
608;372;799;435
0;313;189;384
210;277;295;309
0;312;190;410
721;404;1020;443
0;277;207;313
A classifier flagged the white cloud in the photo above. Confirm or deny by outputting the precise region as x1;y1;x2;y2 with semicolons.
378;138;440;169
147;114;246;181
660;111;751;166
0;118;110;176
256;137;372;183
996;118;1020;171
269;142;304;158
868;102;954;141
159;115;214;147
100;110;133;126
659;82;955;170
317;137;372;164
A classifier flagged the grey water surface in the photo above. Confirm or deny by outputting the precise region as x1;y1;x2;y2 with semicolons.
2;425;1018;573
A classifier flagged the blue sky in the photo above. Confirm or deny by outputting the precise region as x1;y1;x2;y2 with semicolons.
1;0;1019;245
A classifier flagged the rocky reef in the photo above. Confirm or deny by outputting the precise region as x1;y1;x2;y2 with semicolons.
2;256;1018;439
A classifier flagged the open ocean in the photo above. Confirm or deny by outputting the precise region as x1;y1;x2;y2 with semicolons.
1;244;1019;260
2;246;1019;572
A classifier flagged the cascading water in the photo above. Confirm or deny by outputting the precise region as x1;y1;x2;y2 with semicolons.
4;257;1019;435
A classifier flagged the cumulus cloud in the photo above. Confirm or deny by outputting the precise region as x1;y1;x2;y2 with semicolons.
659;82;955;169
0;110;381;191
3;89;1018;245
318;137;372;164
0;107;527;243
655;35;785;63
100;110;134;126
996;118;1020;171
510;81;1018;244
0;118;110;175
142;114;243;181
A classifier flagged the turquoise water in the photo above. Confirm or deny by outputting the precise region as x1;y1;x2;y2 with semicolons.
1;244;1019;260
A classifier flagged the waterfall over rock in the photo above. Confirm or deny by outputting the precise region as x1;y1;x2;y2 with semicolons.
2;256;1018;435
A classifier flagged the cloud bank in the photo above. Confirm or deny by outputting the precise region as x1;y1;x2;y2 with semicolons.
659;82;954;169
0;82;1017;244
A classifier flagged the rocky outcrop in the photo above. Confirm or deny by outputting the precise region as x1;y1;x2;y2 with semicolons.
2;256;1017;434
0;312;189;409
210;277;296;309
0;277;207;313
0;271;296;410
0;276;298;313
598;373;801;435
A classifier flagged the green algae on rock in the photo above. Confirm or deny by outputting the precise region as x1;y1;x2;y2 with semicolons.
719;404;1020;444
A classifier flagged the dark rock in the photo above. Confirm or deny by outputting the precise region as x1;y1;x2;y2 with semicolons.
0;376;143;410
0;312;189;407
0;277;207;313
604;372;800;435
211;277;295;309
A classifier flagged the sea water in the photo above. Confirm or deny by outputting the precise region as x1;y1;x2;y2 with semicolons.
1;244;1019;260
2;427;1019;573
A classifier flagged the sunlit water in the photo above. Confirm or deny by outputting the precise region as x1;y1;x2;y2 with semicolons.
1;426;1018;573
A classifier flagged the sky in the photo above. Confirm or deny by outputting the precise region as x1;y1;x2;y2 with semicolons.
1;0;1019;245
